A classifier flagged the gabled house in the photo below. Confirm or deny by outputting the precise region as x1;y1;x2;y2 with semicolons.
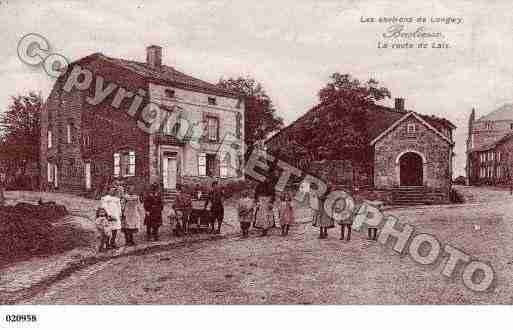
40;45;245;197
266;98;456;203
466;104;513;185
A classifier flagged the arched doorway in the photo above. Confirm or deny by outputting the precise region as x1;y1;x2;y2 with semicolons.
399;152;423;186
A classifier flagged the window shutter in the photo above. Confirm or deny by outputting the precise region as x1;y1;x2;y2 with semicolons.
48;130;53;149
113;153;120;177
214;155;220;177
66;124;71;143
47;162;53;182
220;152;230;178
236;112;242;139
198;153;206;176
54;165;58;188
201;113;208;140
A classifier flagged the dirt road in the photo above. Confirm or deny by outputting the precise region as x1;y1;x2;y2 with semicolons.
19;186;513;304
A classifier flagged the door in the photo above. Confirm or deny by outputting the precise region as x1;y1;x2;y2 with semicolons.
399;152;423;186
162;156;177;190
85;163;91;190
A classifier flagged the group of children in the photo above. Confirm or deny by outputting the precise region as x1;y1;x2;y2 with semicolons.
236;186;382;241
94;182;382;252
236;190;295;238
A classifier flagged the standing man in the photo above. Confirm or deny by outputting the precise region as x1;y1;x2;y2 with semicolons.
205;181;225;234
175;184;192;234
144;183;163;241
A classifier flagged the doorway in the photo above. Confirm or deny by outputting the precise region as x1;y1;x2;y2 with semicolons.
399;152;423;186
162;153;178;190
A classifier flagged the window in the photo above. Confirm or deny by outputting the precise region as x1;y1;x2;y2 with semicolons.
498;151;501;162
206;116;219;142
206;154;216;176
164;111;183;137
236;112;242;139
127;151;136;176
406;123;416;134
115;151;136;177
82;133;91;149
198;153;217;176
114;153;120;177
510;123;513;130
208;97;217;106
66;123;72;143
164;89;175;98
48;130;53;149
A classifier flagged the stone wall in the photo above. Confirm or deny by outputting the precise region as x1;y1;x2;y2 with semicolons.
308;159;373;188
374;115;452;192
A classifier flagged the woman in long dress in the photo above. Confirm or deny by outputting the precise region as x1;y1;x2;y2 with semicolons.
254;181;275;236
101;187;122;248
122;184;145;246
278;192;295;236
312;189;335;239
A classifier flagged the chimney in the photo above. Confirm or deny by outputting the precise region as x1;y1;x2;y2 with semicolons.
394;98;405;112
146;45;162;69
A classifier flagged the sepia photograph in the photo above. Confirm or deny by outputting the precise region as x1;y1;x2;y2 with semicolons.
0;0;512;327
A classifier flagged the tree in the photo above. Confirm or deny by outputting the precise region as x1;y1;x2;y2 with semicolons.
0;91;42;191
217;77;283;157
318;73;391;105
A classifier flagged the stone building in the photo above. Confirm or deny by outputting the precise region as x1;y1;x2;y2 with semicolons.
467;133;513;186
466;104;513;185
266;98;456;204
40;45;245;197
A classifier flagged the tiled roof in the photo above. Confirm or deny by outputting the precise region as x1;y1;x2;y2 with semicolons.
469;132;513;152
76;53;239;98
267;100;455;146
476;103;513;122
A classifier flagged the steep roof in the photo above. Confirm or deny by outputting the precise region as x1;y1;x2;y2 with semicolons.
73;53;239;99
370;111;453;145
266;100;455;146
476;103;513;122
470;132;513;152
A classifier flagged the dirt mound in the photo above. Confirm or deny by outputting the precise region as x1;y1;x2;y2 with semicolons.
0;202;90;268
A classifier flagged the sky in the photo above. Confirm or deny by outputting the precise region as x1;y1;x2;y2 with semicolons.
1;0;513;177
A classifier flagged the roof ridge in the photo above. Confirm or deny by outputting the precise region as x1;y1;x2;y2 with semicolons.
76;52;239;98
